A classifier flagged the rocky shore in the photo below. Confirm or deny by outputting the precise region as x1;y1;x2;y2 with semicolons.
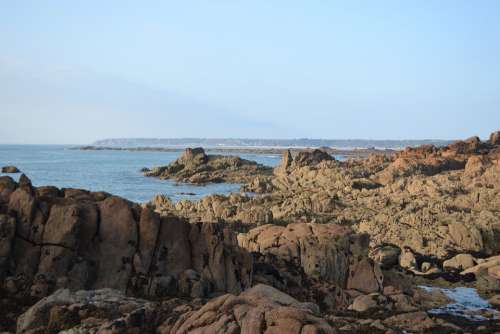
0;131;499;333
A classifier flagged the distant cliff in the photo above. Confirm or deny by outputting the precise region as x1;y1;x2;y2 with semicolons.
92;137;453;149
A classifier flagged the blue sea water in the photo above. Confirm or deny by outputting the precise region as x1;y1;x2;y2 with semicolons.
0;145;282;203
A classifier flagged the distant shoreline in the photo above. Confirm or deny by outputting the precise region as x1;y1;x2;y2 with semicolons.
74;145;397;157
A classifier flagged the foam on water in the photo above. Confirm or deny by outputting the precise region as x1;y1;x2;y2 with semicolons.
419;285;499;321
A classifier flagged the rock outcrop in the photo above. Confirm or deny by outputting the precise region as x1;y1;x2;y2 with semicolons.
145;147;273;184
0;175;393;333
3;130;500;333
0;175;252;303
1;166;20;173
238;223;381;292
161;284;335;334
151;132;500;262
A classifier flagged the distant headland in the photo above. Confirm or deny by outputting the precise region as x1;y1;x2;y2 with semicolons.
91;137;454;149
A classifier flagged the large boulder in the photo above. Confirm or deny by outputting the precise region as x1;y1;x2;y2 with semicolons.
238;223;382;293
442;253;477;271
447;222;484;253
161;284;336;334
93;196;139;290
17;288;158;334
293;149;333;167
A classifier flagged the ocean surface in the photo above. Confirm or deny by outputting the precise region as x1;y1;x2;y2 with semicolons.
0;145;283;203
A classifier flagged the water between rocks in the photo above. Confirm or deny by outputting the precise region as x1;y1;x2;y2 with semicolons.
419;285;499;321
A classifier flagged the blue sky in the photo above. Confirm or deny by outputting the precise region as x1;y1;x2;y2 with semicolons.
1;1;499;144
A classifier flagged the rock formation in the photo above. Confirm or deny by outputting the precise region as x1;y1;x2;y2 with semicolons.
151;132;500;261
2;130;500;333
1;166;20;173
0;175;252;303
144;147;273;184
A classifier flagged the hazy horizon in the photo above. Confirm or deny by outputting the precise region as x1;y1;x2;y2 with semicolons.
2;1;499;144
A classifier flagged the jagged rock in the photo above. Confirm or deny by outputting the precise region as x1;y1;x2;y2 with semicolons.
490;131;500;145
238;223;377;290
0;214;16;279
464;155;491;177
1;166;20;173
162;284;336;334
145;147;272;184
0;177;253;302
275;149;293;174
293;148;333;167
347;258;383;293
371;245;401;268
94;196;139;290
0;176;17;205
447;222;484;253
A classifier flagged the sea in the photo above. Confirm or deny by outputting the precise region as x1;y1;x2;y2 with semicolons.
0;145;284;203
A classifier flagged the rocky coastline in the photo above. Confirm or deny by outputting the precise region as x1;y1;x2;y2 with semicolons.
0;131;499;333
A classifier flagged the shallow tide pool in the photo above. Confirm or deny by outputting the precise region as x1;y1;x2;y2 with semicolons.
419;285;499;321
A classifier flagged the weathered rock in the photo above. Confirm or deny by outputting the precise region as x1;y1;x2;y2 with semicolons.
348;293;387;312
443;253;476;271
94;196;138;290
163;284;336;334
17;288;157;334
347;258;384;293
0;177;253;303
0;214;16;279
447;222;484;253
371;245;401;268
293;149;333;167
490;131;500;145
145;147;272;184
0;176;17;206
238;223;377;291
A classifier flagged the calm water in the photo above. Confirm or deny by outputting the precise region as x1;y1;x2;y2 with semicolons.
0;145;282;203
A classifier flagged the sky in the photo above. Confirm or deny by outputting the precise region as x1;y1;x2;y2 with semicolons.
1;1;499;144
